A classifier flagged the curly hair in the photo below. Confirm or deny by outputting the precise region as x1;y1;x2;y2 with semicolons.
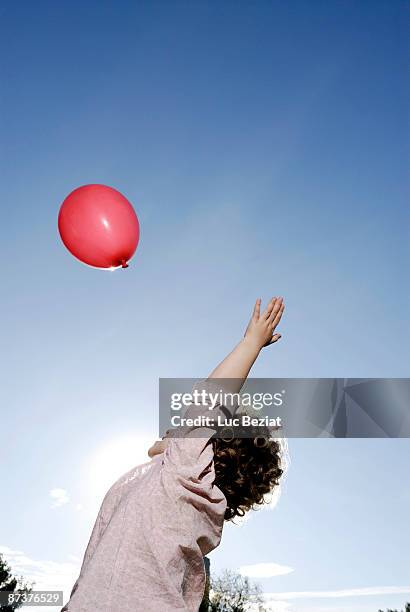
211;429;283;521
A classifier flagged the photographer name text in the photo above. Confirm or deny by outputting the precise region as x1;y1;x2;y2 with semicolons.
170;414;282;428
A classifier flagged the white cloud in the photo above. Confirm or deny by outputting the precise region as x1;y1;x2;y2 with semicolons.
0;545;79;604
264;585;410;600
263;601;293;612
49;488;69;508
239;562;294;578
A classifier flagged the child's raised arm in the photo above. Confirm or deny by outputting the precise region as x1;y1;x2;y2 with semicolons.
208;296;285;392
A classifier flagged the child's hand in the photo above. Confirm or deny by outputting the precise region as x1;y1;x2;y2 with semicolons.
208;296;285;383
244;297;285;349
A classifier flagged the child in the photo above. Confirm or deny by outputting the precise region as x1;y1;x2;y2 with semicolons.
62;296;285;611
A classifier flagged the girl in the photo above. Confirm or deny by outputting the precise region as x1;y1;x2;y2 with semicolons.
62;296;285;612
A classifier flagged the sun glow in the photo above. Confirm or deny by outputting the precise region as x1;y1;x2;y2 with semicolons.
85;433;153;506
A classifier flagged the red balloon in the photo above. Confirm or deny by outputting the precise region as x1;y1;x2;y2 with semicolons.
58;184;140;269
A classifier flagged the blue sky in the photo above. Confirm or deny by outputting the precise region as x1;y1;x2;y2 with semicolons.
0;1;409;611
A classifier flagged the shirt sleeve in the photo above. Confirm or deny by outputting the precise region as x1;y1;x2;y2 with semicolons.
161;378;239;488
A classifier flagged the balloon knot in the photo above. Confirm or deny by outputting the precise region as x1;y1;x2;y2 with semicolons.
121;260;129;268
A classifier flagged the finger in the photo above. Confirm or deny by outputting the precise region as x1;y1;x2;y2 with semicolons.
252;298;261;321
262;296;276;320
268;333;282;345
268;296;283;323
271;302;285;328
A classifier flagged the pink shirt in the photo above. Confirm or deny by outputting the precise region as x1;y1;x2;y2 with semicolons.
62;382;229;611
